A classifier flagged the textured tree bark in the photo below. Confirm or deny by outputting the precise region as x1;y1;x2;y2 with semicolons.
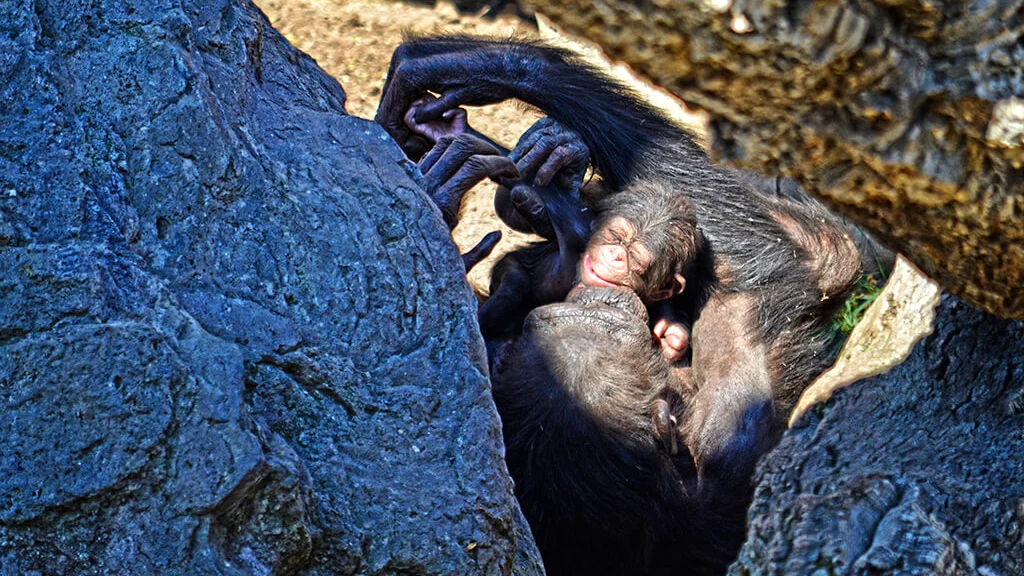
0;0;541;574
529;0;1024;319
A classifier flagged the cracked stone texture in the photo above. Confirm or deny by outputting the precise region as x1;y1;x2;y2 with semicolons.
529;0;1024;319
0;0;541;574
729;297;1024;575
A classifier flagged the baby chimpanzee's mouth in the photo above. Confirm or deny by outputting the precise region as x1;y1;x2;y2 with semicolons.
581;254;619;288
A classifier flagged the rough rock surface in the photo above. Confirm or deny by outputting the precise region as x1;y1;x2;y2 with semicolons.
528;0;1024;319
0;0;540;574
732;298;1024;575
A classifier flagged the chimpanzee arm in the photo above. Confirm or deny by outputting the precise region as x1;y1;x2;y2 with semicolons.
478;254;534;339
376;36;697;189
684;292;781;500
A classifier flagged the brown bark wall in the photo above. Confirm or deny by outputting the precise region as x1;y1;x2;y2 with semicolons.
530;0;1024;318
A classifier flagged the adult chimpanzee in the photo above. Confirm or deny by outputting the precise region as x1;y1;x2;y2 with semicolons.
491;285;744;576
405;123;747;576
378;36;877;574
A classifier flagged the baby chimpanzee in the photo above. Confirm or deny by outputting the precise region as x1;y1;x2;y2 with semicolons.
578;182;704;363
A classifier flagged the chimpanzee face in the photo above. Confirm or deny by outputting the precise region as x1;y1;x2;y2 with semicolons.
580;217;653;291
580;216;684;302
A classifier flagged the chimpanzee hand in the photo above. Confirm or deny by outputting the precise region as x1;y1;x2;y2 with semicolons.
493;118;591;241
653;316;690;364
509;118;590;191
419;133;519;230
405;95;470;145
376;38;540;148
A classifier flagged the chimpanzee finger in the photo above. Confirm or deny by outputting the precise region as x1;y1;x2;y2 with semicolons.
421;135;505;194
533;142;588;188
375;73;417;143
652;398;679;456
402;134;434;164
413;87;473;124
462;230;502;271
418;136;456;178
507;120;556;164
404;101;428;137
508;185;556;239
512;138;557;182
433;155;520;228
377;52;449;137
653;317;690;363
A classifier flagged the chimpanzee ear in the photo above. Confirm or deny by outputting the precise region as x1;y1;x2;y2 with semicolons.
673;274;686;296
650;274;687;300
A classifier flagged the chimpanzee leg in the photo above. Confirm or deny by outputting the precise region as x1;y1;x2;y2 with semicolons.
478;254;534;339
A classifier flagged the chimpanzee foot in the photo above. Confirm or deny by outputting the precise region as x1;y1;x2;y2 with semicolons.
493;183;549;238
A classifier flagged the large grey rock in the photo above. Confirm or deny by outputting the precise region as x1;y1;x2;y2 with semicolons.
0;0;540;574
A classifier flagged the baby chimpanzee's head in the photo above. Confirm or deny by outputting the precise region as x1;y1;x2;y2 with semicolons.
580;182;702;302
